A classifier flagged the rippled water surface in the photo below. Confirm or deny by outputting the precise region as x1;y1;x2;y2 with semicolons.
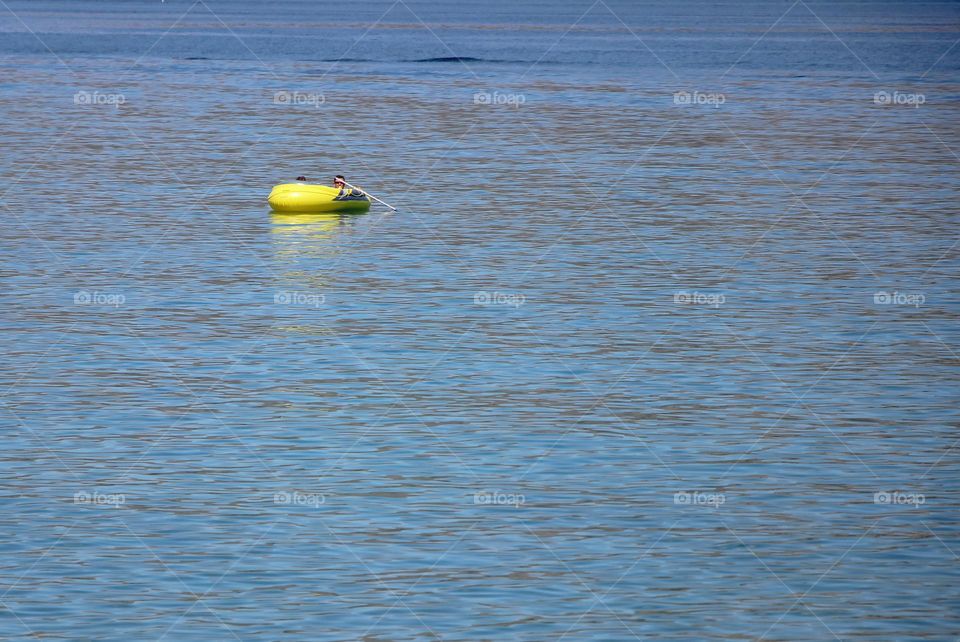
1;1;959;640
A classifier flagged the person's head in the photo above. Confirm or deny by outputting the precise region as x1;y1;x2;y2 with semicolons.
333;175;346;188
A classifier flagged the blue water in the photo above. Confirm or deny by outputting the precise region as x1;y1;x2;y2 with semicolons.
1;1;959;640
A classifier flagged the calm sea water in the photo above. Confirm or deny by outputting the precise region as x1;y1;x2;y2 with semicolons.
1;1;959;640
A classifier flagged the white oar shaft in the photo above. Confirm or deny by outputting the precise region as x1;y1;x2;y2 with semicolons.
342;181;397;211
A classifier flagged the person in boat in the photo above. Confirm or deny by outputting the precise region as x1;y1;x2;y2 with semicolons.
332;175;365;199
294;175;349;191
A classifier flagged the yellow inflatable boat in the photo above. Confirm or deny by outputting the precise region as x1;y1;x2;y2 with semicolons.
268;183;371;213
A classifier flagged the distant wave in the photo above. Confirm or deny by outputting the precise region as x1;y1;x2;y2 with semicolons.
410;56;484;63
304;56;556;66
408;56;537;64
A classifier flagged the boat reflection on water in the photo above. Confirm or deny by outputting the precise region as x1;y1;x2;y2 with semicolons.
268;210;368;337
270;211;355;232
269;211;365;262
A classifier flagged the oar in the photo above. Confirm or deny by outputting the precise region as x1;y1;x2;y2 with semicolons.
341;180;398;211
